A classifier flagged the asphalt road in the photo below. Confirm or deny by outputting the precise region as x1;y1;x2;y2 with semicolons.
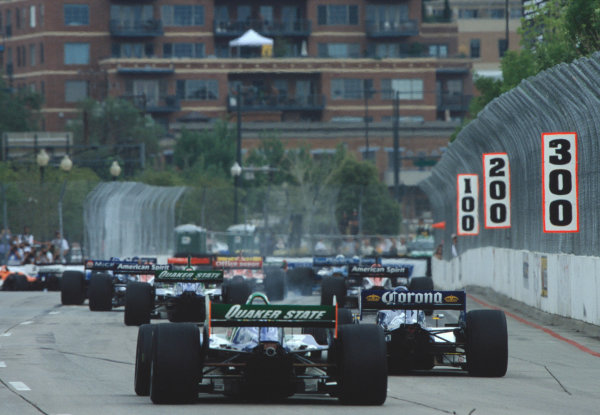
1;290;599;415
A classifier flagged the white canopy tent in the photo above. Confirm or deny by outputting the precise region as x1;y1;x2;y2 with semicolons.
229;29;273;47
229;29;273;57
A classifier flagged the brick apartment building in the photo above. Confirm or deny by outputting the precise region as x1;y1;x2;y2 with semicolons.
0;0;482;219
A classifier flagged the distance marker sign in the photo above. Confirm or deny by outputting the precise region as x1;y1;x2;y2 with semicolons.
542;132;579;233
457;174;479;235
483;153;511;228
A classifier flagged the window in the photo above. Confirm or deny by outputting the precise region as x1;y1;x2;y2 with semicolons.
510;7;523;19
16;8;20;29
29;5;35;28
428;44;448;57
64;43;89;64
459;9;478;18
489;8;505;19
65;80;88;103
39;4;44;27
176;80;218;100
318;43;360;58
361;148;378;162
381;79;424;100
39;42;44;64
317;5;358;25
162;5;204;26
64;4;88;26
366;4;409;29
29;44;35;66
498;38;508;57
163;43;205;58
470;39;480;58
331;79;372;100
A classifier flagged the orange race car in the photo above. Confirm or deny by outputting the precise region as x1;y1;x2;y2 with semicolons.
0;265;36;290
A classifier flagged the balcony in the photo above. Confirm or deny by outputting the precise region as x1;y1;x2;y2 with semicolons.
110;19;163;37
437;93;472;111
214;19;311;37
121;95;180;113
227;93;325;112
117;66;174;75
365;19;419;37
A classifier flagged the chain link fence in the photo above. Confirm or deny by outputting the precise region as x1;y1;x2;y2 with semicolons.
420;52;600;259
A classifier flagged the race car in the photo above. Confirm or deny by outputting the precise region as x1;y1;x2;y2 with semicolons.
60;257;168;312
134;293;388;405
359;287;508;376
0;265;36;290
213;256;266;304
124;266;224;326
318;256;416;307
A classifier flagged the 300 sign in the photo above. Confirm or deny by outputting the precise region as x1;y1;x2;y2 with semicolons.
542;132;578;232
483;153;511;228
457;174;479;235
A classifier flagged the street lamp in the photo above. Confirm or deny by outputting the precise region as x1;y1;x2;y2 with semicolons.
110;160;122;180
58;155;73;264
36;149;50;184
230;161;242;224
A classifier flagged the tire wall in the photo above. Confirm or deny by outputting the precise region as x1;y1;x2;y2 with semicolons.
432;248;600;326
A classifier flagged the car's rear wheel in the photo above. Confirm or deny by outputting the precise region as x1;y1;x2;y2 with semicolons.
320;276;346;306
466;309;508;377
336;324;387;405
264;268;285;301
150;323;202;404
287;267;313;296
125;282;153;326
223;275;251;304
88;273;113;311
135;324;156;396
61;271;85;305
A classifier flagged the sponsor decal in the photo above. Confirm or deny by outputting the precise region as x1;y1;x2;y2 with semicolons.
214;257;262;268
115;263;171;272
156;270;222;281
366;294;381;302
223;304;328;321
444;295;459;303
381;291;444;305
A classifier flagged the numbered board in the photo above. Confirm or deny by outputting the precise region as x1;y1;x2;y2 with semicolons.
542;132;579;233
457;174;479;235
483;153;511;228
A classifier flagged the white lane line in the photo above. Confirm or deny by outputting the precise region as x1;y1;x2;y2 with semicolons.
49;311;60;315
1;333;11;337
20;321;33;325
9;381;31;391
0;361;6;367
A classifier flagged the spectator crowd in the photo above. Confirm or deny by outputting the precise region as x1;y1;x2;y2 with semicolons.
0;226;70;266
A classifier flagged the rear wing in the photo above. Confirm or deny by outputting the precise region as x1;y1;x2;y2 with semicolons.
167;255;213;266
155;269;223;283
313;256;359;268
359;288;466;316
213;256;263;269
84;259;171;274
208;301;337;332
348;264;413;286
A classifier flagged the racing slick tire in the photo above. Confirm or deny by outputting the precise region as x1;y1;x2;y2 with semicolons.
3;274;29;291
222;275;252;304
466;309;508;377
287;267;313;296
60;271;85;305
125;282;153;326
135;323;156;396
150;323;202;404
336;324;387;405
302;307;354;347
408;277;434;315
264;268;285;301
320;276;346;306
88;273;113;311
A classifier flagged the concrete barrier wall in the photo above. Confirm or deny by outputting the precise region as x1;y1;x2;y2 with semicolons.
432;248;600;326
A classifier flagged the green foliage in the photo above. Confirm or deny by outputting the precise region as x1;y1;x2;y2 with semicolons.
330;157;400;234
0;78;42;136
564;0;600;55
173;120;236;178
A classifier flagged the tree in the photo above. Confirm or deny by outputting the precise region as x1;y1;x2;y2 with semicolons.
330;157;400;235
0;78;42;136
68;98;164;177
564;0;600;55
173;120;236;178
